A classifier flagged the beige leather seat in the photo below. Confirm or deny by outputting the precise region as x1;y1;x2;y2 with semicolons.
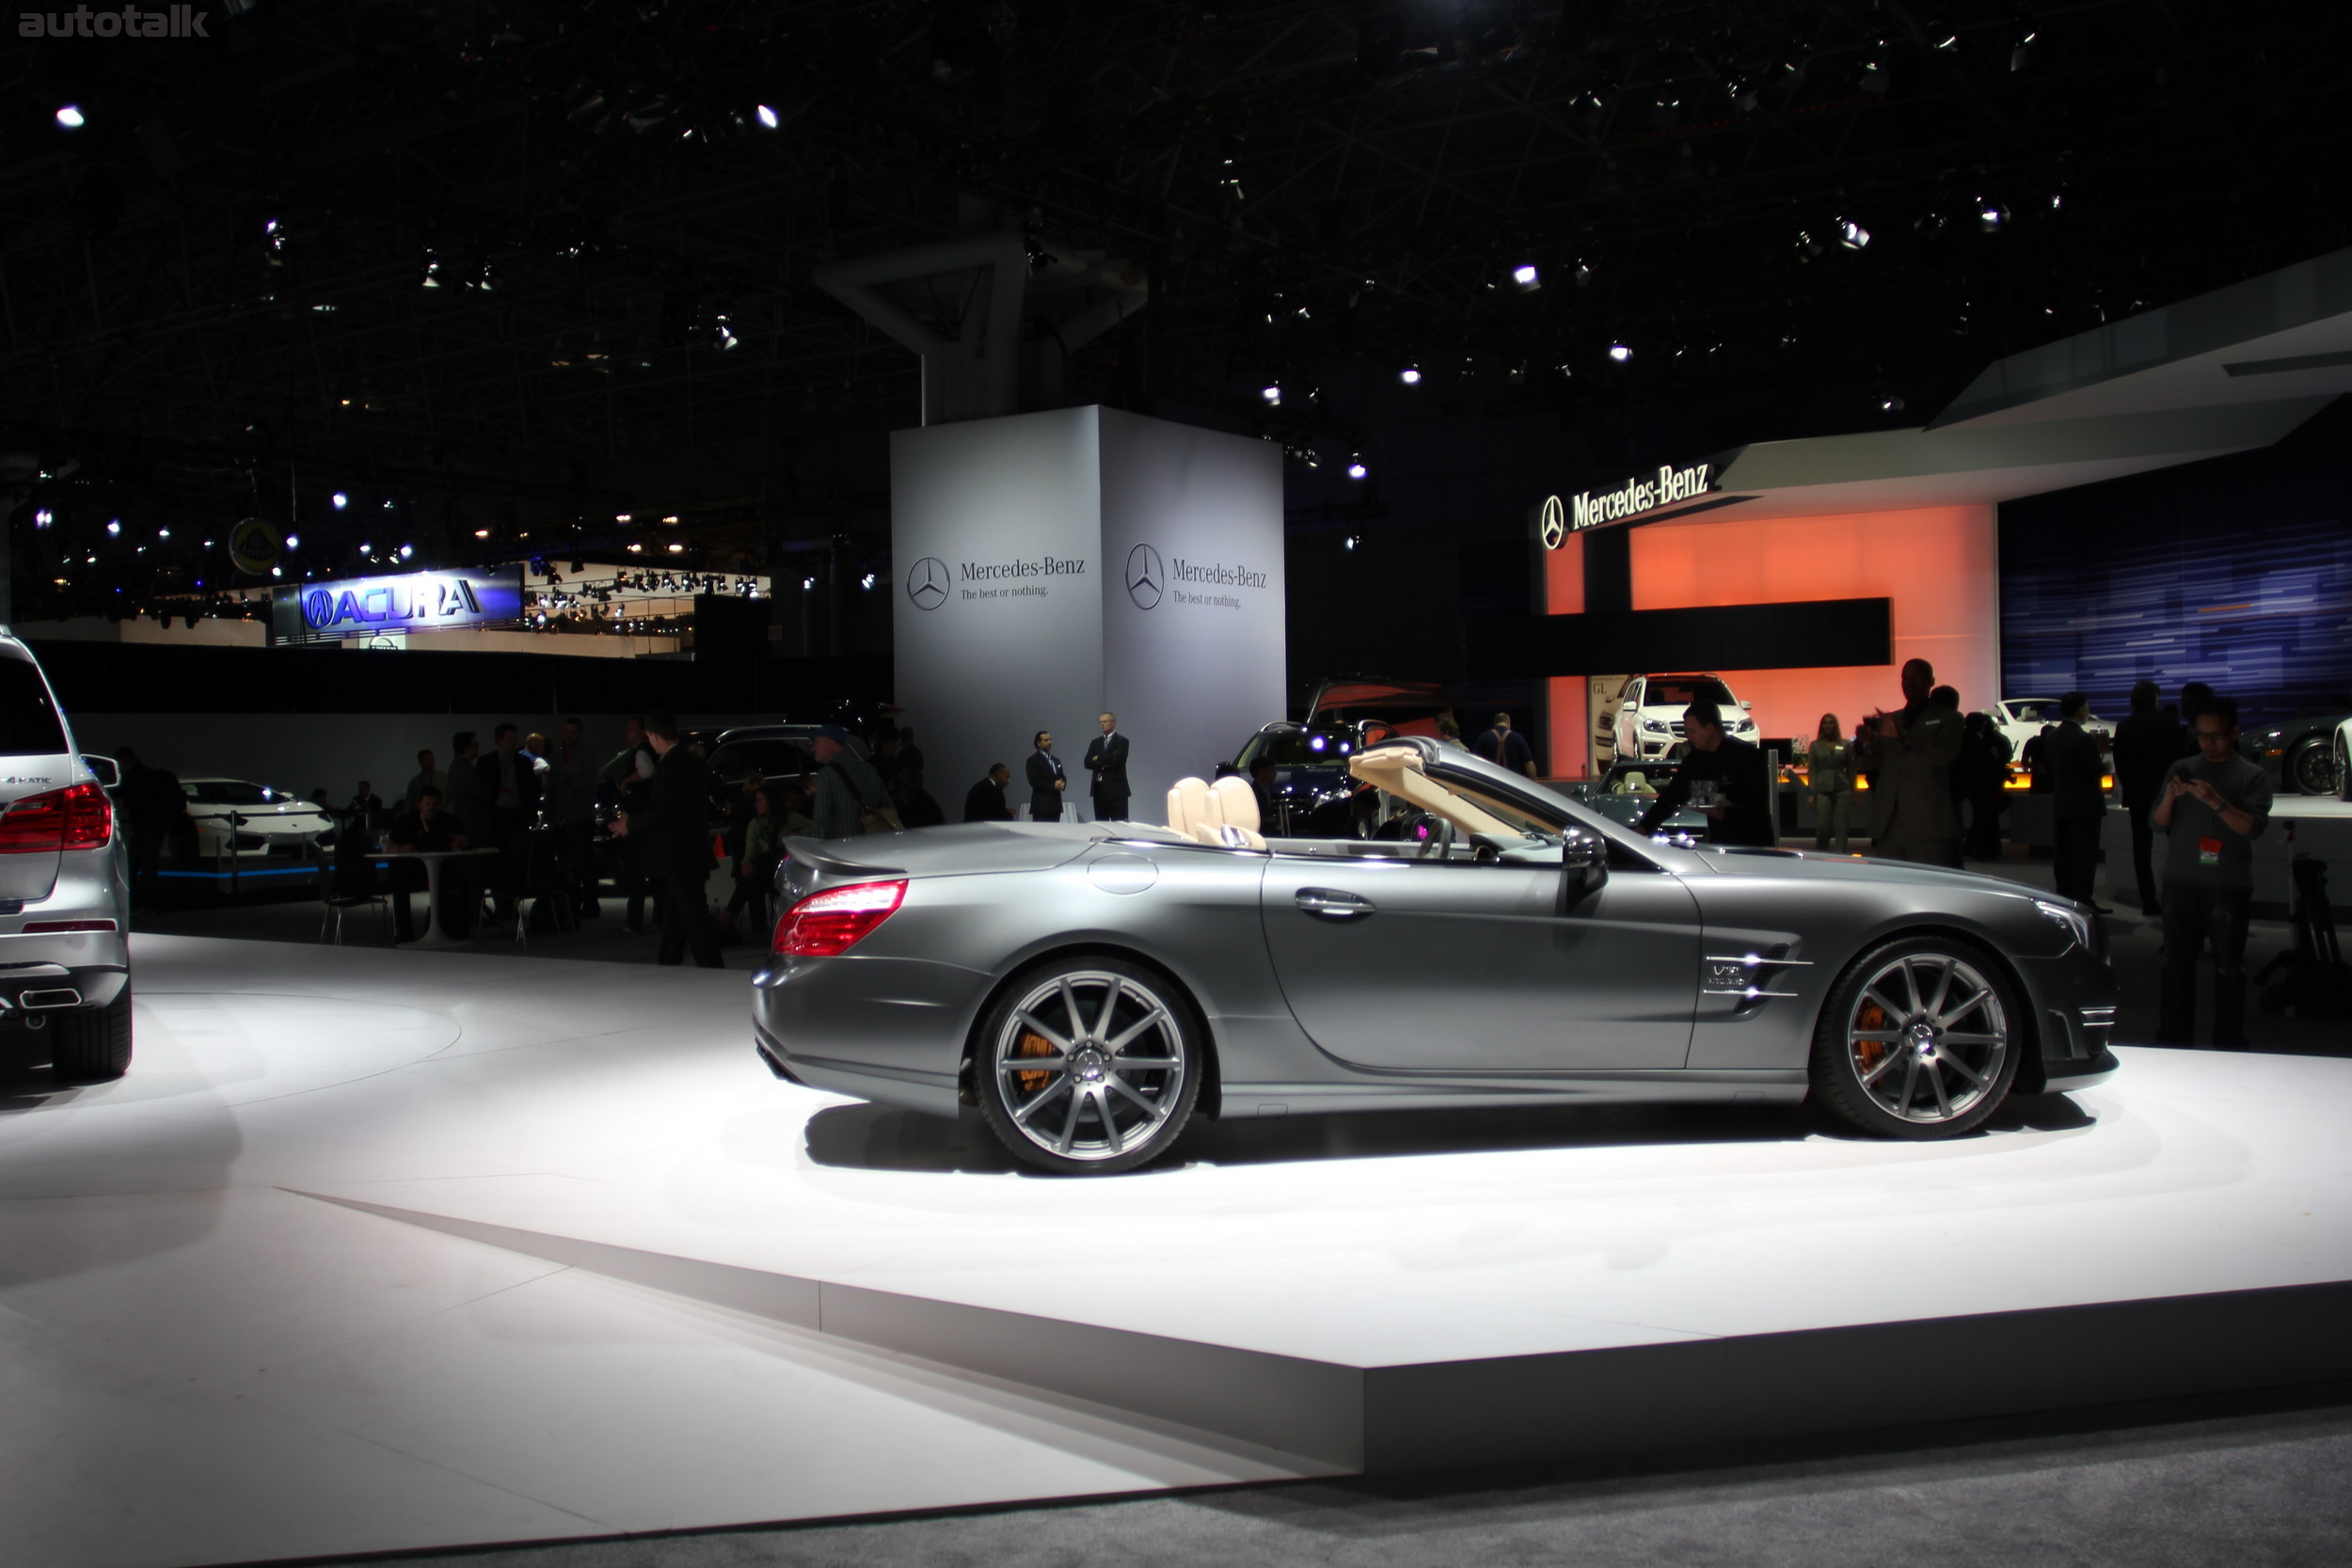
1209;777;1266;848
1167;777;1215;840
1164;775;1264;849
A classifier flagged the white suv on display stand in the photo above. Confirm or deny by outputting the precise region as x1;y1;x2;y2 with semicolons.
1993;697;2114;757
0;630;133;1081
1613;673;1759;761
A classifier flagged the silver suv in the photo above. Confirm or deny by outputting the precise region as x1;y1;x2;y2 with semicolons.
0;630;132;1080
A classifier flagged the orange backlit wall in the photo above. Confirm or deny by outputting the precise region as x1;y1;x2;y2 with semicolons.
1542;504;1996;772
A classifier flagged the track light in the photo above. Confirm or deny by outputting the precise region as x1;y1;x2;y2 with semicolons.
105;520;120;536
1261;384;1281;405
1608;343;1633;363
1511;262;1540;289
1346;457;1369;481
283;534;298;550
331;492;348;510
2010;25;2038;72
399;544;413;560
1342;535;1361;551
1977;198;2010;232
1400;365;1422;385
1837;217;1870;249
755;103;780;129
56;105;85;129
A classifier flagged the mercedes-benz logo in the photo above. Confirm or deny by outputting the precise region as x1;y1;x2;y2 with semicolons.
1124;543;1164;610
906;556;949;610
1538;494;1566;550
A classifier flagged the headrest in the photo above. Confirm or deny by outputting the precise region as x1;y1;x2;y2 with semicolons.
1168;776;1214;838
1209;775;1259;833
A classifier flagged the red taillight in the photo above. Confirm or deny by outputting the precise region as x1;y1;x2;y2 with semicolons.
772;879;906;958
0;783;113;855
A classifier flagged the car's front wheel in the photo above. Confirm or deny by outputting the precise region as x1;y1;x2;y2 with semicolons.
50;986;132;1082
1810;937;2019;1139
975;958;1202;1175
2287;736;2334;796
2335;732;2350;802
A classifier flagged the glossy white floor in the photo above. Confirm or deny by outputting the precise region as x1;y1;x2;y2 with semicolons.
5;936;2348;1568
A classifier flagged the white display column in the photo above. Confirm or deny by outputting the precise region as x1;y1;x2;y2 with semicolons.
892;406;1284;821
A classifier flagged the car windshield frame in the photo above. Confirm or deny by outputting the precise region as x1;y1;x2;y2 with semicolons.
185;781;301;807
1640;676;1736;708
708;738;818;781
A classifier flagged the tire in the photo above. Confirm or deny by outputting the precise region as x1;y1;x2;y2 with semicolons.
974;957;1203;1175
2336;734;2350;803
1809;937;2019;1139
50;985;133;1082
2287;736;2333;797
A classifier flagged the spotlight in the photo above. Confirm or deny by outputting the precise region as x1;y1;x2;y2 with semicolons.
1511;262;1540;289
283;533;298;550
1879;394;1907;413
1931;20;1962;51
158;528;169;539
1346;457;1369;481
1977;198;2010;232
105;519;121;536
56;105;85;129
1261;385;1281;405
473;528;491;539
2010;25;2038;72
34;510;51;529
1400;365;1422;385
1914;213;1947;240
331;491;348;510
755;103;780;130
1573;258;1594;287
1858;40;1890;93
1608;343;1633;363
358;541;371;554
802;576;818;591
667;542;685;554
1342;535;1361;551
860;572;877;590
627;542;644;553
399;544;413;559
1836;217;1870;249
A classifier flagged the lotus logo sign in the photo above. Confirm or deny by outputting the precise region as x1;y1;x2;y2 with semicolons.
905;556;950;610
1124;543;1165;610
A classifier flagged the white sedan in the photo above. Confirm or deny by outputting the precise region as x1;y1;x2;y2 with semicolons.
180;778;339;861
1993;698;2112;758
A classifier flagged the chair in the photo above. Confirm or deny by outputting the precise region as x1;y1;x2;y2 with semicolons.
317;835;389;945
1207;776;1267;848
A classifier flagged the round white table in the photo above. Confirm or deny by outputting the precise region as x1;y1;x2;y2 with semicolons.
380;847;500;950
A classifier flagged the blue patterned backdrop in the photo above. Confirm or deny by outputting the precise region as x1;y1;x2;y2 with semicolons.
2000;412;2352;724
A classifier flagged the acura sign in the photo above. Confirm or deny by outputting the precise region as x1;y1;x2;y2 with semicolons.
270;568;524;644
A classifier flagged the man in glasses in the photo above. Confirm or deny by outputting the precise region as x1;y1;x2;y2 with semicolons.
2150;694;2271;1048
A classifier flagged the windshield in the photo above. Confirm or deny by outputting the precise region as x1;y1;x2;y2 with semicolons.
0;659;68;758
709;738;817;782
186;781;299;806
1238;729;1359;768
1642;676;1735;708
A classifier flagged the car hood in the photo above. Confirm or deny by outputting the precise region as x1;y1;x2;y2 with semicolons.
783;821;1137;879
1687;844;2055;901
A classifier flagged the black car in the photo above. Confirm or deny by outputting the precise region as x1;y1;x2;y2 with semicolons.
1215;721;1374;837
2241;712;2351;796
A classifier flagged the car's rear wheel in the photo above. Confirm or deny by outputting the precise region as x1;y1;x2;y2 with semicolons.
1810;937;2018;1139
2287;736;2333;797
50;986;133;1082
975;958;1201;1175
2334;733;2350;802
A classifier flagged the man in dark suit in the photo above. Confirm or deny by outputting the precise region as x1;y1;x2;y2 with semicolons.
1026;731;1067;821
2110;679;2180;915
2043;691;2110;910
611;710;721;968
479;722;543;850
1635;700;1775;847
1863;658;1964;866
964;764;1015;823
1083;712;1131;821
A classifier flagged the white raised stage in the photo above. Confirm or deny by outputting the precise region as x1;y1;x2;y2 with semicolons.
5;936;2348;1568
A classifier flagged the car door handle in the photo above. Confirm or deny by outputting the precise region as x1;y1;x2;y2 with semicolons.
1295;888;1374;920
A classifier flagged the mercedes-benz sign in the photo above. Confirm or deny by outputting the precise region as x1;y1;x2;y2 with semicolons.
906;556;949;610
1538;494;1566;550
1124;543;1164;610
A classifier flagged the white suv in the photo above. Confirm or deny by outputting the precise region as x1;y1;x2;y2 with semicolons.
1613;673;1758;761
0;630;132;1081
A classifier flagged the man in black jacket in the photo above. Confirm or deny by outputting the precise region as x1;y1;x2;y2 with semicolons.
1635;701;1775;847
2042;691;2109;909
964;763;1015;823
611;711;721;968
1026;731;1067;821
2110;679;2180;915
1083;712;1131;822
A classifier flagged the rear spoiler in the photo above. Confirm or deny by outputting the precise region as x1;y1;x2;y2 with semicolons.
779;835;904;878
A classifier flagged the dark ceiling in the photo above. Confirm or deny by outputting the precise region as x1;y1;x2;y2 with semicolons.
6;0;2349;620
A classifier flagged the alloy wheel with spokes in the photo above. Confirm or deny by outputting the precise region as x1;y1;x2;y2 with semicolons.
975;958;1201;1174
1812;936;2021;1139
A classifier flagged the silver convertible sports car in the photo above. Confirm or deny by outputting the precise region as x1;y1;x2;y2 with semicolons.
753;736;2119;1174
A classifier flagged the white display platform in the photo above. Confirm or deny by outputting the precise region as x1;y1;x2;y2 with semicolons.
6;937;2349;1568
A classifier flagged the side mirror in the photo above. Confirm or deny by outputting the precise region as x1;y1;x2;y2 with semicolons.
82;754;120;789
1740;699;1753;709
1561;828;1608;906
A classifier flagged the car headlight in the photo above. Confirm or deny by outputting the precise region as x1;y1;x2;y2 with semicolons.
2035;898;2092;952
1642;718;1669;733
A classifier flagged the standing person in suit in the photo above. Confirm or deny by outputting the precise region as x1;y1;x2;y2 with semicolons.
1026;731;1067;821
2043;692;2110;909
964;764;1015;823
1083;712;1131;822
1635;701;1775;847
2111;679;2182;916
609;711;721;968
1865;659;1964;866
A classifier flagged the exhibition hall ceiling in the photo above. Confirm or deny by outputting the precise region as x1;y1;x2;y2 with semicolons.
5;1;2350;620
